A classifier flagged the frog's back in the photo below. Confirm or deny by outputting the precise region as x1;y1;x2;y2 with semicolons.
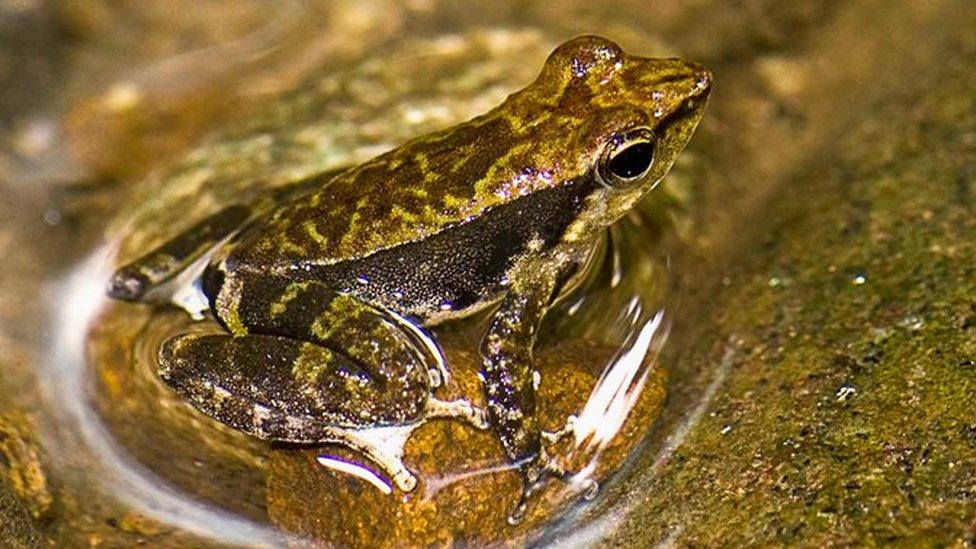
217;103;596;318
230;103;580;272
226;34;697;271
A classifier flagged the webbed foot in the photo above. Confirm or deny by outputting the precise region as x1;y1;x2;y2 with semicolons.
314;397;489;494
317;424;420;493
506;415;599;525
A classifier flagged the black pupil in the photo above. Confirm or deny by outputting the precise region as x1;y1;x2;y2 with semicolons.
608;142;654;179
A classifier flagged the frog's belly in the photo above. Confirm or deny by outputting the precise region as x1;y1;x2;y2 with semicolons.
230;182;590;325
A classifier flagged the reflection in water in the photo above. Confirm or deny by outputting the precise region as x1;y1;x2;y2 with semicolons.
42;243;285;547
545;340;735;548
317;455;394;495
571;304;666;474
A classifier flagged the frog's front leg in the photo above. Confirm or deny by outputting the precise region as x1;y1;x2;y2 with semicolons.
480;253;582;518
159;277;484;491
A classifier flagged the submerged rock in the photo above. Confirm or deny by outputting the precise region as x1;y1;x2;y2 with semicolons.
266;338;667;547
0;414;46;548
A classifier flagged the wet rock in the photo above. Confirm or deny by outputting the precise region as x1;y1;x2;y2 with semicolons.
0;485;42;549
0;414;45;548
0;413;51;521
594;2;976;546
267;337;667;547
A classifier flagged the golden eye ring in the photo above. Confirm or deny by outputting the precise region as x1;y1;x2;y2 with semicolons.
597;128;656;187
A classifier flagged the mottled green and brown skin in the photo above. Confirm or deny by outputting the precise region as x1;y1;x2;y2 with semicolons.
108;36;710;514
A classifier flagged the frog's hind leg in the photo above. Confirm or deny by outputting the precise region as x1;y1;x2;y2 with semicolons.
160;278;484;490
220;277;489;427
108;204;255;301
158;331;425;491
106;171;342;302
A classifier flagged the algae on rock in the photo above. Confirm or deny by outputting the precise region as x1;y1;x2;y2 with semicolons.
599;3;976;546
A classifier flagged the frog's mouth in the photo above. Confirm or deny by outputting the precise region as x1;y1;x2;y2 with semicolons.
651;100;707;177
659;87;710;140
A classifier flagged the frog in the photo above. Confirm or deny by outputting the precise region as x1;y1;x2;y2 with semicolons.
107;35;710;520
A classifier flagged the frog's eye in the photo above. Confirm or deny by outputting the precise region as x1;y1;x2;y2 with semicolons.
598;128;656;187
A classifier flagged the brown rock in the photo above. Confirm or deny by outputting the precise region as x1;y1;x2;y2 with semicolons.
267;338;667;547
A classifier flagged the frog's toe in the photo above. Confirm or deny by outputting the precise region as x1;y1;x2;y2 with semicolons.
525;450;568;487
317;452;418;493
507;464;563;525
507;499;528;525
361;451;417;493
470;407;490;430
425;397;489;430
391;467;418;492
461;403;490;430
508;449;599;524
107;267;150;301
317;429;420;493
541;414;578;444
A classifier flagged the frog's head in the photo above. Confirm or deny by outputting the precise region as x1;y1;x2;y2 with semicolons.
512;35;711;237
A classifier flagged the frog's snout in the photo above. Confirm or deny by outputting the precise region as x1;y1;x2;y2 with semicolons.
692;66;712;96
682;66;712;112
672;63;712;116
667;60;711;99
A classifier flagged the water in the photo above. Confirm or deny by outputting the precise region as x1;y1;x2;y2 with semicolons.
39;244;281;545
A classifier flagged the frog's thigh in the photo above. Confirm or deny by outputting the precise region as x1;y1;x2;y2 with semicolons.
158;330;429;441
231;278;438;410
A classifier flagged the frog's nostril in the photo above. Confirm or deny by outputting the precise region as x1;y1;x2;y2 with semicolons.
694;68;713;94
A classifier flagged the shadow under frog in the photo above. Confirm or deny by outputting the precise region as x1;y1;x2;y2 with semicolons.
107;35;710;521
